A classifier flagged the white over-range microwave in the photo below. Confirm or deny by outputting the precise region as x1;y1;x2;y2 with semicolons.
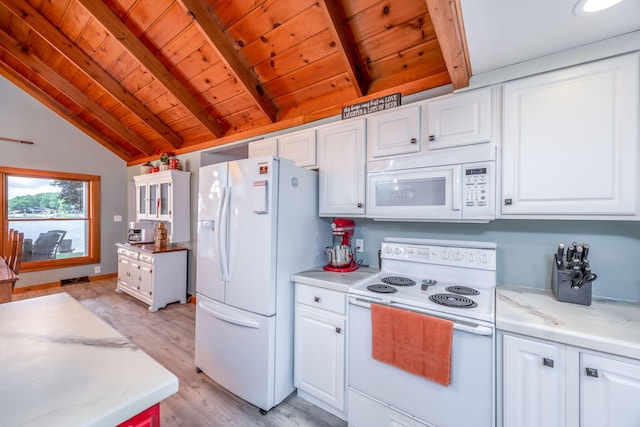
366;146;496;222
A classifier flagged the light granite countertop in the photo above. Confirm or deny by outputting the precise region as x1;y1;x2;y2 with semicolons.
497;286;640;360
290;266;379;292
0;293;178;426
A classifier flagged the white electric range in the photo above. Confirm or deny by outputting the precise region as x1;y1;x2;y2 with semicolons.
347;237;497;427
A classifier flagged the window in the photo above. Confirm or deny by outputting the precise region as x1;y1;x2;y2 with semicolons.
1;167;100;272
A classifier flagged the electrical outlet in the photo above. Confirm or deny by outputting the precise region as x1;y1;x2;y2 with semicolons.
113;215;122;222
94;266;101;274
355;239;364;252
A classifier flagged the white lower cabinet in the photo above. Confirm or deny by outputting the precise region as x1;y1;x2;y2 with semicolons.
501;332;640;427
294;283;347;420
116;244;187;312
581;352;640;427
502;334;565;427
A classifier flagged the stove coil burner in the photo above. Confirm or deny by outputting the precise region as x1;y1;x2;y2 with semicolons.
445;285;479;296
429;293;478;308
367;284;398;294
381;276;416;287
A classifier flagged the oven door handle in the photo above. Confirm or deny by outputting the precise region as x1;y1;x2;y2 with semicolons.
349;296;494;336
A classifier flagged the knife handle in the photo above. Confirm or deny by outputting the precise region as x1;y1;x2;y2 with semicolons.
556;244;565;269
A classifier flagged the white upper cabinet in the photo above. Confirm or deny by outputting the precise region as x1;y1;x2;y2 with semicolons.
318;119;366;217
248;131;317;168
501;54;639;218
278;129;317;168
424;87;492;150
368;105;421;159
248;138;278;158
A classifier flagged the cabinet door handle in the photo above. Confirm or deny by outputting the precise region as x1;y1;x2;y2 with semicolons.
428;135;435;142
335;327;342;334
357;202;363;208
410;138;417;144
585;367;599;377
543;358;554;368
504;198;513;206
314;296;320;303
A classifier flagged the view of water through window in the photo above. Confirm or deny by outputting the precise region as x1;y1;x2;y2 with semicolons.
8;176;87;261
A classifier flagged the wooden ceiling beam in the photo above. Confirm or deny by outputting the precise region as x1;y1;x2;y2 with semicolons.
318;0;371;97
176;0;279;123
425;0;471;89
0;60;134;160
0;28;156;156
0;0;183;149
75;0;226;138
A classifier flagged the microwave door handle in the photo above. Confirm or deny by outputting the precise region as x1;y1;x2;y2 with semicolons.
452;171;461;211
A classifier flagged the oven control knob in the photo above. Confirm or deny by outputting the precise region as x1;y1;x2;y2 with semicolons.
393;247;402;255
481;254;490;263
466;253;476;262
440;250;450;260
385;246;392;254
454;252;463;261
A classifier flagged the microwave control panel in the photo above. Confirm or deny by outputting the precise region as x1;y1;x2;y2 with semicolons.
462;162;494;219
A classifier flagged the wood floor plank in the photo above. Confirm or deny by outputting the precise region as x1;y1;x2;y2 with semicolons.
12;278;347;427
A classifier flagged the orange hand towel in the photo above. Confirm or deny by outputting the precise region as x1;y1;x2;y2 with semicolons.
371;304;453;386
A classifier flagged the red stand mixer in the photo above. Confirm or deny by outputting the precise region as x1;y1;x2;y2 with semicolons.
323;218;360;272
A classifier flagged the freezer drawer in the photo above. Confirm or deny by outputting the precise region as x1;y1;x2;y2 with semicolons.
195;293;277;411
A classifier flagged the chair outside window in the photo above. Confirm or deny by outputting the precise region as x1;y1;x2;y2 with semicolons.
30;230;67;260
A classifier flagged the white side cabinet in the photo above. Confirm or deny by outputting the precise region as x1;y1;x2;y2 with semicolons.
134;170;191;242
317;118;366;217
501;53;639;218
424;86;492;150
368;104;421;159
500;331;640;427
294;283;347;420
116;244;187;312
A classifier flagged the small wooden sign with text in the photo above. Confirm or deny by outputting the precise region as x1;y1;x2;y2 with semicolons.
342;92;402;119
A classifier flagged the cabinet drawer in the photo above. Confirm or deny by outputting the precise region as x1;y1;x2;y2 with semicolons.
139;253;154;263
296;284;345;315
117;247;139;259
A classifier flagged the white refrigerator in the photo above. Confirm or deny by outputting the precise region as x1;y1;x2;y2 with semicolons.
195;156;329;412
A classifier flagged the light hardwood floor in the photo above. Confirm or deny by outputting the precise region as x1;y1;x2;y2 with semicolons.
13;278;348;427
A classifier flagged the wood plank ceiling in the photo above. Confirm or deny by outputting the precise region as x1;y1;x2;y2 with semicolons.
0;0;469;164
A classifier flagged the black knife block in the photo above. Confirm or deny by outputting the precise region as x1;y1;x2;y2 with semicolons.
552;255;592;306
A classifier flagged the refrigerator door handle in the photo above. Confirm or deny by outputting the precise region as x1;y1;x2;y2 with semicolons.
215;188;227;281
198;301;260;329
220;187;231;282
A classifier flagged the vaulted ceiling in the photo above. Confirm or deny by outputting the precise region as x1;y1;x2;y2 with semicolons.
0;0;468;163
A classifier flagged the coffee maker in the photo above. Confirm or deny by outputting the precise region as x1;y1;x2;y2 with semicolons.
127;221;155;244
323;218;359;272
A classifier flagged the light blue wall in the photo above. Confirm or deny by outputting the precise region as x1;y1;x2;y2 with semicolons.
351;219;640;303
0;76;128;288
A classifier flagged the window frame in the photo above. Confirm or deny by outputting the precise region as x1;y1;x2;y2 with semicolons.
1;167;100;272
